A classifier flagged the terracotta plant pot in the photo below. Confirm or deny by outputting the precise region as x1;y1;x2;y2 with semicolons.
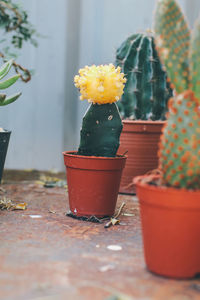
118;120;165;194
0;130;11;183
63;151;127;217
134;174;200;279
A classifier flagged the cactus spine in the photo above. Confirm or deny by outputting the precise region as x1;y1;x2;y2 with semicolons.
74;64;126;157
115;32;173;120
154;0;200;189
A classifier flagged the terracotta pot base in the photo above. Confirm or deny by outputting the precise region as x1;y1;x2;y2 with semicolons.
119;120;165;194
135;175;200;279
63;151;127;218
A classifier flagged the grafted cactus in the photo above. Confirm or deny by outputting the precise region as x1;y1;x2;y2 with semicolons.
115;32;173;120
0;59;21;106
154;0;200;189
74;64;126;157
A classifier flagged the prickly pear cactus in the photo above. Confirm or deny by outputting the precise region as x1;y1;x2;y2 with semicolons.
154;0;190;94
154;0;200;189
0;60;21;106
158;91;200;189
115;32;173;120
74;64;126;157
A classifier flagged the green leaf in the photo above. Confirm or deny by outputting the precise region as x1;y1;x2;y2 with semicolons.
0;59;13;79
0;74;20;90
0;92;22;106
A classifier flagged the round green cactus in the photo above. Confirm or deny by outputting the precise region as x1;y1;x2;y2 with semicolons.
115;32;173;120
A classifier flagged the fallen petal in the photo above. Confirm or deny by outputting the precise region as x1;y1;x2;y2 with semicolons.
13;203;27;210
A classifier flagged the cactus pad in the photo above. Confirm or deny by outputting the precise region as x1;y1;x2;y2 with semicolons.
154;0;190;94
158;90;200;189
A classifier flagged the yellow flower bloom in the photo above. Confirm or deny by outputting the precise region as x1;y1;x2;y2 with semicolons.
74;64;126;104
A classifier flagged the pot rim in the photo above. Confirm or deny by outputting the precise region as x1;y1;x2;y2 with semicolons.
134;174;200;210
121;120;165;133
134;174;200;194
62;151;127;161
122;120;166;125
0;129;11;134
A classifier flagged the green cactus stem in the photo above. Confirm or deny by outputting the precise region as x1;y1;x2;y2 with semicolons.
154;0;190;94
158;90;200;189
116;32;173;120
77;103;123;157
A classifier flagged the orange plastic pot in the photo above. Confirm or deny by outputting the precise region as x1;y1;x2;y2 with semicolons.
134;175;200;279
118;120;165;194
63;151;127;217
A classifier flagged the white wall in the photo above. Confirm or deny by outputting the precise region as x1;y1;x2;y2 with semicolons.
0;0;198;171
77;0;157;132
0;0;70;171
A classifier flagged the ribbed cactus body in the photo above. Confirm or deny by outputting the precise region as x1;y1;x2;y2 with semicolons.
77;103;123;157
115;33;173;120
159;90;200;189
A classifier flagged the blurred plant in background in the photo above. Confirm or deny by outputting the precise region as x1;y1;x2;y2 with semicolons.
0;0;38;82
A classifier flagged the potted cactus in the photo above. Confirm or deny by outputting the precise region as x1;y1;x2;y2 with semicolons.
0;59;21;183
63;64;127;218
134;0;200;279
115;32;173;194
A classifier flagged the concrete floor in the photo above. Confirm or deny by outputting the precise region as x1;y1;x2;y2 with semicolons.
0;177;200;300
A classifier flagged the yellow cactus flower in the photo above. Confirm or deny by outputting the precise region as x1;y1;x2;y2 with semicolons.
74;64;126;104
